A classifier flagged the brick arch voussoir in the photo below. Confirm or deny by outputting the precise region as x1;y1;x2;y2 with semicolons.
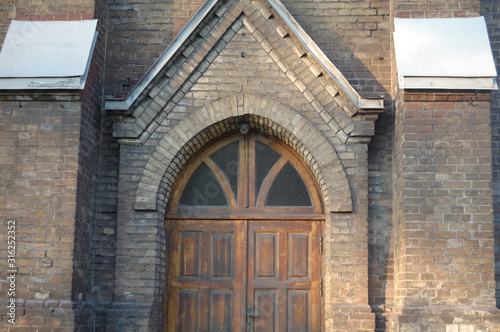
134;94;352;213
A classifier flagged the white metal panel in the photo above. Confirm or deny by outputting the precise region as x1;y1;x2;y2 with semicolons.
0;76;84;90
394;17;497;90
399;76;497;90
0;20;97;89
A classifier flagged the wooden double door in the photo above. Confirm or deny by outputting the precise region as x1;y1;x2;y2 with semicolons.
167;219;321;331
165;132;324;331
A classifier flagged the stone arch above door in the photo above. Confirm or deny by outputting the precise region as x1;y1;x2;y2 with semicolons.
133;94;352;213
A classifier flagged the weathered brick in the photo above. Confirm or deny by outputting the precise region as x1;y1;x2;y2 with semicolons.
1;0;499;331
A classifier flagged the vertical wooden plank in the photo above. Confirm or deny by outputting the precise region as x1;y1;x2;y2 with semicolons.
278;228;287;331
239;137;249;208
233;219;247;331
247;221;256;331
247;138;256;208
201;287;210;331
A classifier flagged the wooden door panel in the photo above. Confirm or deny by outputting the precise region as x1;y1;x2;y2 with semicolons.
288;233;310;280
168;220;320;331
178;289;199;331
248;221;321;332
287;290;309;331
209;289;232;331
254;232;279;279
167;220;246;331
179;232;201;279
253;289;278;332
211;233;233;279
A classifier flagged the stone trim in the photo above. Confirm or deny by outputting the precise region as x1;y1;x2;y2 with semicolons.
109;0;244;141
241;7;353;141
267;0;384;110
133;94;353;213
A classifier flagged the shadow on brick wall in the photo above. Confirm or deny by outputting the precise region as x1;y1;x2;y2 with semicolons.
492;92;500;309
105;0;205;98
279;1;393;329
279;0;391;100
481;0;500;309
368;106;394;331
490;88;500;309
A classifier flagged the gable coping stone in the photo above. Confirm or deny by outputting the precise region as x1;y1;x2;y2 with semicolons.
113;2;371;146
104;0;384;113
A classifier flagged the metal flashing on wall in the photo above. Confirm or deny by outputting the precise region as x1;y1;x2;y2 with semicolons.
0;20;98;90
394;17;497;90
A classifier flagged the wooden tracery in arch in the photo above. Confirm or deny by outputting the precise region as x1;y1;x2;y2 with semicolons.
167;131;324;218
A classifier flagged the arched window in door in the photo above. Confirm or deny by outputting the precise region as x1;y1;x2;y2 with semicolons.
168;131;323;216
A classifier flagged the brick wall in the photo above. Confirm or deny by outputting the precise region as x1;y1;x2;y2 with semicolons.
481;0;500;309
91;114;119;331
73;0;108;328
368;107;394;331
395;0;481;18
89;2;120;329
391;91;499;330
0;97;82;329
390;0;500;329
0;0;107;328
105;0;205;98
281;0;391;98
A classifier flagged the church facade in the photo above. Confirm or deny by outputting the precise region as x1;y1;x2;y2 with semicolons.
0;0;500;331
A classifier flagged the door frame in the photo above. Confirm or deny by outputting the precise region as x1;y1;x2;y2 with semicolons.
163;131;325;331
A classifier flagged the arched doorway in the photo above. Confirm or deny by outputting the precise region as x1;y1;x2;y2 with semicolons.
164;131;324;331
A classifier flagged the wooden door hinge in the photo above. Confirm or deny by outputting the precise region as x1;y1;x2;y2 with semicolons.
319;235;323;255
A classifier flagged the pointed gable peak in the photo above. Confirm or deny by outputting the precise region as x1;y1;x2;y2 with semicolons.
105;0;384;112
